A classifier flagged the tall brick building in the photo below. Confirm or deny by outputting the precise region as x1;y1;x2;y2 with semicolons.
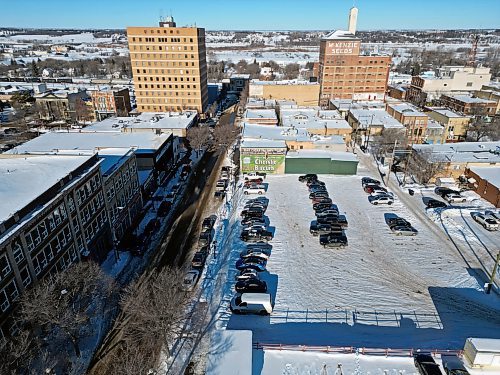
127;16;208;113
318;7;391;106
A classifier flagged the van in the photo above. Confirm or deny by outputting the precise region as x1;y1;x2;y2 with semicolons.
230;293;273;315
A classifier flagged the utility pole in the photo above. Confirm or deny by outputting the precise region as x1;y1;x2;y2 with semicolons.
386;139;398;185
485;251;500;294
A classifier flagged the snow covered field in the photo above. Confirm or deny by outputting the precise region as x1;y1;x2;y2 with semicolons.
203;158;500;363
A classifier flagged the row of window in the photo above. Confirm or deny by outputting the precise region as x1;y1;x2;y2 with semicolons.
0;279;19;313
131;35;194;42
139;105;199;112
84;211;108;244
136;73;197;81
137;97;200;104
32;225;72;276
323;86;386;91
132;60;197;68
25;203;68;252
80;193;105;226
131;44;195;52
323;59;389;65
137;84;198;91
76;174;101;206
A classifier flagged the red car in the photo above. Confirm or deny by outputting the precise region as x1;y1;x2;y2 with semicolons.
244;178;263;186
364;185;387;194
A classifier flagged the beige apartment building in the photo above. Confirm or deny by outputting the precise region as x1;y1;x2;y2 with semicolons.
426;108;471;142
127;16;208;113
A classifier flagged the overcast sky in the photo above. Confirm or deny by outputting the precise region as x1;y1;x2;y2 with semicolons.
2;0;499;30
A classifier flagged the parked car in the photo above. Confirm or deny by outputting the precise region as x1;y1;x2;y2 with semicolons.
235;279;268;293
311;197;333;205
306;180;325;187
235;258;267;272
309;191;329;199
244;202;267;212
215;179;227;191
435;187;460;198
241;217;266;227
171;183;181;194
308;183;327;191
426;198;447;208
368;195;394;205
243;172;266;181
240;228;273;242
441;355;470;375
387;217;412;228
444;193;467;203
370;190;394;198
246;196;269;207
485;210;500;224
316;209;340;218
310;222;343;236
202;216;216;230
241;207;265;218
246;242;273;253
230;293;273;315
244;184;266;195
313;202;335;211
198;230;212;246
235;269;260;281
414;353;442;375
471;212;499;231
240;246;272;258
298;174;318;182
391;225;418;236
244;178;263;186
361;177;380;187
182;270;200;291
243;224;267;233
364;185;387;194
191;250;208;268
319;233;348;248
316;214;341;224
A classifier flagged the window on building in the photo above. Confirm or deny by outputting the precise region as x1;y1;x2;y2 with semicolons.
0;254;12;280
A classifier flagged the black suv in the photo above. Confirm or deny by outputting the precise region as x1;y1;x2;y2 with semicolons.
241;207;265;218
235;278;268;293
414;353;442;375
361;177;380;187
310;222;343;236
426;199;447;208
240;228;273;242
299;174;318;182
387;217;412;228
202;216;216;230
198;230;212;246
319;233;348;248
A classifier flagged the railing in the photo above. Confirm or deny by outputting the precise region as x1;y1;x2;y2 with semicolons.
253;342;463;358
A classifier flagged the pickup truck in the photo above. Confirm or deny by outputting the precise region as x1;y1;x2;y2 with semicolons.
243;172;266;181
243;184;266;195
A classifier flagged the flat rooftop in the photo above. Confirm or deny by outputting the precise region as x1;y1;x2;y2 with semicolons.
7;131;172;155
0;154;93;225
84;111;196;132
349;109;404;129
286;149;358;162
240;139;287;149
242;123;310;142
445;95;496;104
388;103;427;117
429;108;468;118
413;142;500;164
469;166;500;187
244;109;278;120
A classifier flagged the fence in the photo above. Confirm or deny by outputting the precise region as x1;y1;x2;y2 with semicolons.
253;342;463;358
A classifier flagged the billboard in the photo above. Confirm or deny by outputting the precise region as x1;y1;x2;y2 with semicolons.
241;152;285;174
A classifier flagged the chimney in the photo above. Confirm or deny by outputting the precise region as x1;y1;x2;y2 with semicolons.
348;7;358;34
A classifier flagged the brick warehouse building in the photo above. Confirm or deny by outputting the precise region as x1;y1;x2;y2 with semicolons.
127;16;208;113
318;7;391;106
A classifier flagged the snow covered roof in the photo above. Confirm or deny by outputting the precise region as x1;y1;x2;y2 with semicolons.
7;131;172;155
0;154;94;225
244;109;278;120
206;330;252;375
282;117;351;130
412;142;500;164
251;79;318;86
241;139;287;149
388;103;427;117
445;95;496;104
286;149;358;162
230;73;250;80
469;166;500;187
84;112;196;132
430;108;467;118
323;30;359;40
426;120;444;129
349;109;404;129
330;99;386;111
246;98;277;109
243;123;309;142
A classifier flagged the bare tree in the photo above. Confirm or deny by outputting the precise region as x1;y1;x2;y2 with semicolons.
15;261;115;372
187;126;212;156
407;150;445;184
213;122;240;154
466;116;500;142
370;128;407;159
90;267;193;375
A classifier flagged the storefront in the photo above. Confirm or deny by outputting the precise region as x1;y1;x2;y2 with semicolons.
240;140;287;174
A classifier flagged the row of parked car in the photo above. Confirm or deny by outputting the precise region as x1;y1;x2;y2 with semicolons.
299;174;349;248
230;194;274;315
214;166;232;200
362;177;395;205
242;172;267;195
183;215;217;291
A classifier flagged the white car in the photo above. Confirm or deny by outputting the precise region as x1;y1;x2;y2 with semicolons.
370;190;394;198
239;249;270;260
243;184;266;195
485;211;500;224
368;195;394;205
235;269;259;281
243;172;266;181
471;213;499;231
182;270;200;291
445;193;467;203
230;293;273;315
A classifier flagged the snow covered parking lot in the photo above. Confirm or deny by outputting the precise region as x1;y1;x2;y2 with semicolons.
212;169;500;351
